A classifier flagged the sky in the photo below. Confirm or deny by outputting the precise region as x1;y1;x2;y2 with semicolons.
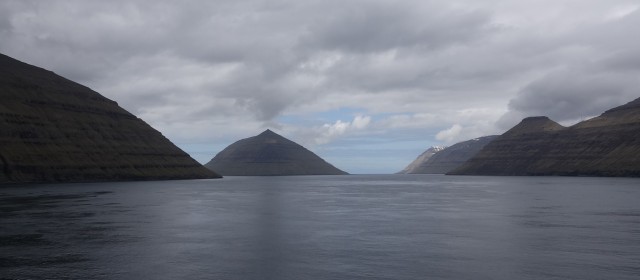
1;0;639;174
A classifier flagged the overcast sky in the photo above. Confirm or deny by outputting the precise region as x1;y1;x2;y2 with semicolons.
1;0;639;173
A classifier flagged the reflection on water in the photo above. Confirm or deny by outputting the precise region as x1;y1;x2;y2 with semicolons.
1;175;640;280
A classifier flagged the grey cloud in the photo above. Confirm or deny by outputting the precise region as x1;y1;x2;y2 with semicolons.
510;71;637;117
497;8;640;130
583;9;640;50
0;0;502;124
301;1;491;53
601;50;640;72
498;65;640;129
0;10;11;32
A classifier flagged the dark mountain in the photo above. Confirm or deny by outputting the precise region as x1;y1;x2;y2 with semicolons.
205;129;348;176
397;146;446;174
0;53;220;183
450;98;640;177
402;136;498;174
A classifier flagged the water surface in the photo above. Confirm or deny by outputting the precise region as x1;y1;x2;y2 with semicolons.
1;175;639;279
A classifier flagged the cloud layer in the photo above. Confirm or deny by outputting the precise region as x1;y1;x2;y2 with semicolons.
1;0;639;173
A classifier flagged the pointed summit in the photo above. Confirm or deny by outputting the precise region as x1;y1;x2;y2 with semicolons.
255;129;286;142
205;131;348;176
258;129;278;136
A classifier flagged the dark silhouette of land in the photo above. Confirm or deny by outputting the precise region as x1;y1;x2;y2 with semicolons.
0;53;220;184
205;129;348;176
450;98;640;177
401;136;498;174
398;146;445;174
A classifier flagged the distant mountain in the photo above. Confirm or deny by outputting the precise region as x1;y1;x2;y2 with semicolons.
402;136;498;174
205;129;348;176
397;146;446;174
450;98;640;177
0;53;220;183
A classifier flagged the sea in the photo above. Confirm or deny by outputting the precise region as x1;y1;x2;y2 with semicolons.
1;175;639;280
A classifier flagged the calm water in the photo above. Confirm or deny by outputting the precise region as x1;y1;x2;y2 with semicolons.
1;175;640;280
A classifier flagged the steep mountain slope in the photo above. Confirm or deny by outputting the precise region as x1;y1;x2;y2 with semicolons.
205;130;348;176
398;146;446;174
450;98;640;177
404;136;498;174
0;53;220;183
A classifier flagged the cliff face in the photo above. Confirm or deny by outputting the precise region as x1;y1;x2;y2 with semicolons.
0;53;220;183
450;99;640;177
398;146;446;174
404;136;498;174
205;130;348;176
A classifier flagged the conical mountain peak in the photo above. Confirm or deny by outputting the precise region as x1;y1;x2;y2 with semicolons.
253;129;290;145
257;129;281;137
205;131;347;176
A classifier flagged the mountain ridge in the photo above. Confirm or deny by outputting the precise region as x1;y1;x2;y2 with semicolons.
0;53;220;183
403;135;499;174
449;98;640;177
398;146;446;174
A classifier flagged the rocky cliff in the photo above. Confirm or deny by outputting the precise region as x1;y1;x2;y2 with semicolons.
205;129;348;176
449;98;640;177
403;136;498;174
0;53;221;183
